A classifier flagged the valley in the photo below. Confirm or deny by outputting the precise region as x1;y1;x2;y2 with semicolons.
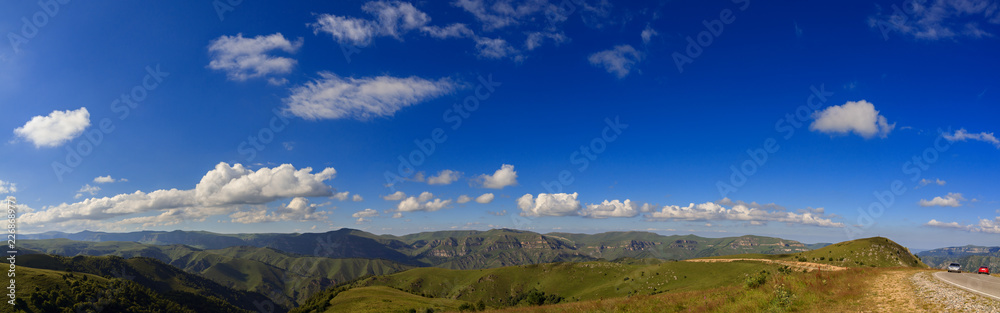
8;229;999;313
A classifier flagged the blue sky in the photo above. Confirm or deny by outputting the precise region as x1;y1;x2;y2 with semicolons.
1;0;999;249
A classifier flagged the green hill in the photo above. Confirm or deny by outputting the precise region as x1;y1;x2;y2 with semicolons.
20;240;414;307
13;254;279;313
702;236;927;268
0;266;197;313
292;259;781;313
325;286;466;313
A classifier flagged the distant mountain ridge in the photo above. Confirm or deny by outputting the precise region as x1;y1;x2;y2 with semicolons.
917;245;1000;270
23;228;819;268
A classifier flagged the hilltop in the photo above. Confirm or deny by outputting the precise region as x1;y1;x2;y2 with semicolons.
700;237;927;268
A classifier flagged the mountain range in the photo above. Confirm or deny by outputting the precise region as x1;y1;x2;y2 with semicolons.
23;228;824;268
19;228;826;307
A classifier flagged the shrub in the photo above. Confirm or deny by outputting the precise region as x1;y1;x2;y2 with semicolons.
744;270;768;289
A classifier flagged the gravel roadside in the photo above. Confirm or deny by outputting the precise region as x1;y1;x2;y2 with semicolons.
911;271;1000;312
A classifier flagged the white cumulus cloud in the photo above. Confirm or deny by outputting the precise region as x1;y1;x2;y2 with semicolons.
383;191;406;201
457;195;472;204
869;0;1000;40
333;191;350;201
518;192;581;217
21;163;337;228
283;72;456;120
588;45;643;79
230;197;329;224
453;0;557;30
944;128;1000;148
581;199;639;218
421;23;475;39
918;178;947;187
14;107;91;148
93;175;126;184
641;25;658;44
0;180;15;194
428;169;462;185
352;208;380;223
925;219;966;229
926;217;1000;234
525;31;567;50
919;192;966;207
474;36;520;59
646;201;844;228
476;164;518;189
75;184;100;199
207;33;302;81
397;192;452;212
311;1;430;46
475;193;494;204
810;100;895;139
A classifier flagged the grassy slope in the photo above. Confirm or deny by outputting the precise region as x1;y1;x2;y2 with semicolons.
294;260;779;313
702;236;927;268
21;239;414;307
2;266;203;313
326;286;465;313
17;254;275;313
483;266;903;313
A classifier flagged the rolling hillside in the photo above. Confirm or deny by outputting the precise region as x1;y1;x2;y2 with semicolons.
0;266;196;313
14;254;282;313
292;259;781;313
20;240;414;307
293;236;925;313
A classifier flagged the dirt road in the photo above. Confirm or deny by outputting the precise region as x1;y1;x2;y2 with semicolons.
684;258;847;272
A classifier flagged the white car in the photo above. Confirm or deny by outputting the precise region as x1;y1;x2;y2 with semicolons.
947;263;961;273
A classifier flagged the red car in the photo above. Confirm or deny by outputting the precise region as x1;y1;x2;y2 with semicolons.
979;266;991;275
